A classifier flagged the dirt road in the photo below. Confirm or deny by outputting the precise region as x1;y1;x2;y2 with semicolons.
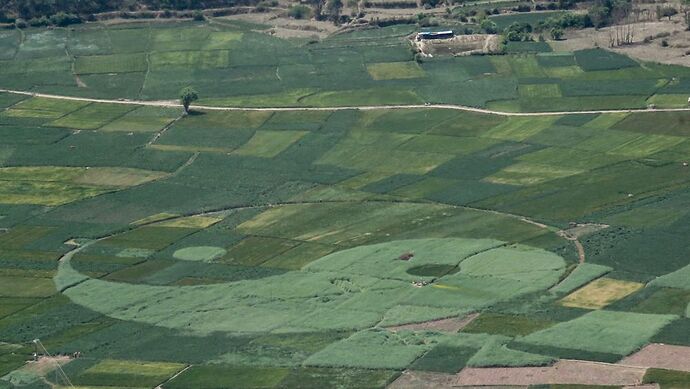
2;88;690;117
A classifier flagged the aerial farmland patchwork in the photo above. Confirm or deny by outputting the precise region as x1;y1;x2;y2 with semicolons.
0;0;689;387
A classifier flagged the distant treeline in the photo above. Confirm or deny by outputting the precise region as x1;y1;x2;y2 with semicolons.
0;0;259;23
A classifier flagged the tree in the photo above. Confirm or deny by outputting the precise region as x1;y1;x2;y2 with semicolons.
288;4;311;19
324;0;342;23
504;22;533;41
550;26;564;40
480;18;498;34
180;87;198;113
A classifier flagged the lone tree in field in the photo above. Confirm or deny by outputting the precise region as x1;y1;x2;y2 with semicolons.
180;87;198;113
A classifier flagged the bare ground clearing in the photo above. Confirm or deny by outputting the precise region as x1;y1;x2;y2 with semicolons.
23;356;71;376
387;313;480;332
455;360;647;386
620;343;690;372
553;19;690;67
414;34;501;56
388;370;458;388
217;12;338;38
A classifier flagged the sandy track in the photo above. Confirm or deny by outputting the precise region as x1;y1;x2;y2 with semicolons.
2;88;690;117
455;359;647;386
620;343;690;372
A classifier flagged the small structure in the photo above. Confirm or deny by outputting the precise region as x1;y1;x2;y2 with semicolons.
416;31;454;41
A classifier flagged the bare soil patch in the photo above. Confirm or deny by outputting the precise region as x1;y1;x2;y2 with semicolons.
387;313;480;332
218;12;338;39
27;356;71;375
388;370;457;388
360;6;446;22
553;19;690;67
414;34;501;56
455;359;647;386
620;343;690;372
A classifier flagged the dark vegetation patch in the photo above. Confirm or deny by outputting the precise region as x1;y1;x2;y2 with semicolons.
406;264;459;277
462;313;556;337
509;342;623;363
643;368;690;387
409;345;478;373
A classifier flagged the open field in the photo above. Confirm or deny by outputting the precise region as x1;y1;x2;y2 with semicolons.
0;13;689;389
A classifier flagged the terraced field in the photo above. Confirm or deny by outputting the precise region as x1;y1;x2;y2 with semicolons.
0;17;689;389
1;21;690;111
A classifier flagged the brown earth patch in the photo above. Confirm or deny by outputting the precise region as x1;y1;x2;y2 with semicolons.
455;359;646;386
414;34;501;56
620;343;690;372
552;18;690;67
387;370;457;389
387;312;479;332
20;355;72;377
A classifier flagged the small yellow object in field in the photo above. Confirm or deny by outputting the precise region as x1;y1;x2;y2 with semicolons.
560;277;643;310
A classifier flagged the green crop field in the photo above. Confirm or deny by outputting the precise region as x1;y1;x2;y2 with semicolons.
0;11;689;389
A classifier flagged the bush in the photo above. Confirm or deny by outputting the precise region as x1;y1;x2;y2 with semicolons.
49;12;82;26
14;18;26;28
657;5;677;20
513;3;532;12
480;18;498;33
28;16;49;26
288;4;312;19
504;21;533;41
192;10;205;20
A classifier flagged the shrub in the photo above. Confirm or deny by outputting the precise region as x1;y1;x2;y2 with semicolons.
28;17;49;27
288;4;312;19
657;5;677;20
504;21;533;41
49;12;82;26
481;18;498;33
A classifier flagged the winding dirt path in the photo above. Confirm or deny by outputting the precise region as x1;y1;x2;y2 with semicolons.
3;88;690;116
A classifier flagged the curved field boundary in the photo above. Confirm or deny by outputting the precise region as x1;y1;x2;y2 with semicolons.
54;198;570;293
3;88;690;117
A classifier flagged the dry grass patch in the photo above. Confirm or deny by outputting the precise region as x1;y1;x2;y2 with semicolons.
560;277;643;309
131;212;178;226
157;215;223;228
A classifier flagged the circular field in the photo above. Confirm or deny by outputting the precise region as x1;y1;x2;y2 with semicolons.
173;246;227;262
57;237;566;334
